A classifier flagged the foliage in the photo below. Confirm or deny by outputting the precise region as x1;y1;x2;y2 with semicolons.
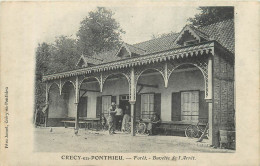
77;7;125;55
35;7;125;109
35;43;51;109
151;31;176;39
35;36;80;109
188;7;234;27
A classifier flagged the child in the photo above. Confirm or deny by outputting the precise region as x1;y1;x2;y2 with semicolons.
101;114;107;130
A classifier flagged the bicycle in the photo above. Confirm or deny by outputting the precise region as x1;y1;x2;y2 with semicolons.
185;122;209;139
125;120;147;134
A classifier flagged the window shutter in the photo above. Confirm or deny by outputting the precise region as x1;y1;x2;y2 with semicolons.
135;94;141;120
111;96;116;103
199;91;208;123
154;93;161;117
96;96;102;118
172;92;181;121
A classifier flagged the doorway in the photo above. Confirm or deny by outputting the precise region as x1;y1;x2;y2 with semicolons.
119;95;130;114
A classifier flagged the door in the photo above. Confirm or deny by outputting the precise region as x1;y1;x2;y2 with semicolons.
102;96;112;117
78;96;88;118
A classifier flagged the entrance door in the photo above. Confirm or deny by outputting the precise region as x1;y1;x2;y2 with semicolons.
79;96;88;118
102;96;111;117
119;95;130;114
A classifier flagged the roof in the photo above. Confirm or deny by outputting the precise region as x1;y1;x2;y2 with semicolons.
124;43;146;55
135;19;234;54
88;19;234;64
46;19;234;75
43;41;216;81
76;54;103;66
197;19;234;53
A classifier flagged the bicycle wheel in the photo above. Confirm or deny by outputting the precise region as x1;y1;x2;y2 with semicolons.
137;123;146;134
185;125;199;138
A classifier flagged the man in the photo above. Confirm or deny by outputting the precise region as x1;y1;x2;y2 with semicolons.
115;105;123;131
147;113;161;136
108;102;117;134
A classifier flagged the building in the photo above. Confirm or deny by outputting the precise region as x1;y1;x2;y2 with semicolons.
42;19;235;147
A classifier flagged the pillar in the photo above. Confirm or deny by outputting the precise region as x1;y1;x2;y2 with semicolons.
129;67;136;136
207;56;216;146
75;76;80;130
75;103;79;130
129;101;136;136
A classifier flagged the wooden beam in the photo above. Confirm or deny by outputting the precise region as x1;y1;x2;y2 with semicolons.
137;85;144;94
80;89;100;92
137;83;158;88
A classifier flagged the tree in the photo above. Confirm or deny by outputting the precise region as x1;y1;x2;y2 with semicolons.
188;7;234;27
48;36;80;74
77;7;125;55
35;42;51;109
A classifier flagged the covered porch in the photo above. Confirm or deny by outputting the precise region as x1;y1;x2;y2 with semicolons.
43;41;235;147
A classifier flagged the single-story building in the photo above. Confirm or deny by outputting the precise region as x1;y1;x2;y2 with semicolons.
42;19;235;147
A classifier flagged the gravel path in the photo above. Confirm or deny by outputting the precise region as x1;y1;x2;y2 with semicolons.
34;127;234;153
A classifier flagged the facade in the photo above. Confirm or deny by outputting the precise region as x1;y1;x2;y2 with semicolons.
42;19;235;147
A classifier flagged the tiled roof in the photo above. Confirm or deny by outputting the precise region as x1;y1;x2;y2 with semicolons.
198;19;234;53
81;55;103;65
43;41;215;81
133;19;234;54
85;19;234;64
133;33;180;54
124;43;146;55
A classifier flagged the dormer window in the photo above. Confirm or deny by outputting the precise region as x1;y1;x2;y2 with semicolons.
184;40;199;46
76;54;103;68
115;43;146;58
174;25;209;47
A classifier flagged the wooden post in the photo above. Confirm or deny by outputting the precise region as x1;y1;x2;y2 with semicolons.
207;56;215;146
130;101;136;136
75;76;79;130
130;67;136;136
164;62;168;88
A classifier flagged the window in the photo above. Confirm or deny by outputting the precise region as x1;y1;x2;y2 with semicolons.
181;91;199;122
141;93;154;119
102;96;111;117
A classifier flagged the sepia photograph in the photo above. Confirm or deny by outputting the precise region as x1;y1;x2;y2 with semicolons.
0;1;259;166
34;6;235;153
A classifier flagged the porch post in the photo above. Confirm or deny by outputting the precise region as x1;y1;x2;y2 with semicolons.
130;101;136;136
207;56;215;146
130;67;136;136
75;76;80;130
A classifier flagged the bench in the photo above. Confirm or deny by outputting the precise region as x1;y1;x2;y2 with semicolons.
60;120;92;130
155;121;191;135
61;118;100;130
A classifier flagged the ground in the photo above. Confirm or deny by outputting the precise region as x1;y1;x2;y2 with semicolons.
34;127;234;153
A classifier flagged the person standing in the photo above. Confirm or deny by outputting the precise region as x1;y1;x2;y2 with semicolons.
147;113;161;136
108;102;117;134
121;105;131;132
115;105;123;131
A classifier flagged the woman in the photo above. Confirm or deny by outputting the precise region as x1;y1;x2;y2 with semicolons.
121;105;131;132
107;102;117;134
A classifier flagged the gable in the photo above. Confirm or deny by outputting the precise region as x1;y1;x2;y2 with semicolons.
174;25;209;46
115;43;146;58
117;45;131;58
76;56;88;68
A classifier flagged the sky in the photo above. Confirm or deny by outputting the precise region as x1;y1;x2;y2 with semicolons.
36;6;200;45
